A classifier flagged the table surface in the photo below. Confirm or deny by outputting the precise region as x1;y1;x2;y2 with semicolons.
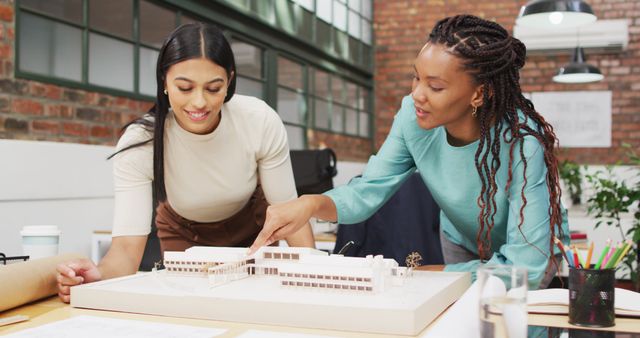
2;291;640;337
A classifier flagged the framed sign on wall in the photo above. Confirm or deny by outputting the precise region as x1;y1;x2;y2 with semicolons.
527;91;612;148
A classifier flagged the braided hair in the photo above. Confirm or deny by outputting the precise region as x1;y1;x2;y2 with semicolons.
428;15;564;264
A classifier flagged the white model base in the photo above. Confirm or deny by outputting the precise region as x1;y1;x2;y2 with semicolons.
71;270;470;336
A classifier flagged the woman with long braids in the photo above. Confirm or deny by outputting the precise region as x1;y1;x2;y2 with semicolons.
55;23;314;302
250;14;568;289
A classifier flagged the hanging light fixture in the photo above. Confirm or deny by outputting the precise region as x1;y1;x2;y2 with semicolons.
553;47;603;83
516;0;597;29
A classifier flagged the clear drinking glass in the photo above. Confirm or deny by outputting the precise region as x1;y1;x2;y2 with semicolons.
478;265;528;338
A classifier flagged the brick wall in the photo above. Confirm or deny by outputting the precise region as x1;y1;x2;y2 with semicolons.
0;0;152;145
308;129;373;161
373;0;640;164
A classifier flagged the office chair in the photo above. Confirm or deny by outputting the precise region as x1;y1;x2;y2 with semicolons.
333;172;444;266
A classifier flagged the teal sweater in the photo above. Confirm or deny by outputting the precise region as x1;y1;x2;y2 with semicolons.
325;95;569;288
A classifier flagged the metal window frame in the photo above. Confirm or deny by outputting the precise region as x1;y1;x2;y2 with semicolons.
15;0;171;101
14;0;376;148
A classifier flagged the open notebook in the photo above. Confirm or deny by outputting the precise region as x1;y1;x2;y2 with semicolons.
528;288;640;317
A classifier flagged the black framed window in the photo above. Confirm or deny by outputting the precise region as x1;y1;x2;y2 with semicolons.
219;0;373;67
18;11;83;82
16;0;195;98
231;38;265;99
16;0;374;146
310;67;371;138
277;56;307;150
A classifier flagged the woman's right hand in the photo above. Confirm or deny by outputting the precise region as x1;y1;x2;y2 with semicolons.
250;195;337;254
56;258;102;303
249;196;316;254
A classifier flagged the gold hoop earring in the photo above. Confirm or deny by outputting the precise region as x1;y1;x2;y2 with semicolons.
471;106;478;117
163;89;168;95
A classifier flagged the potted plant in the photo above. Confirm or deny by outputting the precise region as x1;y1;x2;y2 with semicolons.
585;145;640;290
560;160;584;206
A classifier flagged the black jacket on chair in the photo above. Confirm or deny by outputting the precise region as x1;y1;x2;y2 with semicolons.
333;172;444;266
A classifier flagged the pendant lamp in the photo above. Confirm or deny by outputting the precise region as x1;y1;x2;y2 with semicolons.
517;0;597;29
553;47;603;83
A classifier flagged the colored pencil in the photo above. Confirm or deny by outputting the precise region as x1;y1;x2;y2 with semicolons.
572;244;584;268
601;245;616;269
585;241;594;269
613;239;634;268
570;245;580;268
566;248;575;268
604;243;624;270
553;236;571;268
594;239;611;269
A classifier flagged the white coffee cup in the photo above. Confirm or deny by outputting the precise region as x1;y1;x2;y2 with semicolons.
20;225;61;259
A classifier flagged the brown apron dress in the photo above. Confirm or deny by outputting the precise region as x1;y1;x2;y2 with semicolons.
155;186;268;255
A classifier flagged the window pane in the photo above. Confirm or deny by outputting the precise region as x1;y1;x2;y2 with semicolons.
278;57;303;90
236;76;263;99
332;75;344;104
316;0;332;23
232;41;262;79
89;0;133;39
349;36;360;64
314;99;330;129
332;0;347;31
251;0;275;23
334;29;349;59
359;87;371;111
296;6;313;42
294;0;314;11
316;20;333;53
314;69;330;99
139;47;158;96
361;19;372;44
362;43;372;68
285;125;305;150
331;107;343;132
277;88;305;124
89;33;133;91
345;108;357;135
21;0;82;24
362;0;372;20
348;10;360;38
359;112;370;137
140;0;175;48
275;0;295;34
348;0;360;12
19;13;81;81
346;82;357;108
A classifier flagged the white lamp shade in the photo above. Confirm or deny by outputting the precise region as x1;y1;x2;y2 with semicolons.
553;47;604;83
517;0;597;29
553;72;604;83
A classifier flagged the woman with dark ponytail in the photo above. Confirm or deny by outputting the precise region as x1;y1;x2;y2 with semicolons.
56;23;314;302
250;14;568;289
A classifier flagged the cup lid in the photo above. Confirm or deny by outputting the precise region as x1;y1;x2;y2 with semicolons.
20;225;61;236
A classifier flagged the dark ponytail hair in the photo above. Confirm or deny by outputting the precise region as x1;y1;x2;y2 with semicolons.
109;23;236;202
427;15;563;266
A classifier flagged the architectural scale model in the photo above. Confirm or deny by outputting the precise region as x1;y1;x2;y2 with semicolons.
163;246;410;293
71;246;471;335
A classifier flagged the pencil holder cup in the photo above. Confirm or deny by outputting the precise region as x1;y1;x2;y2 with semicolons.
568;267;615;327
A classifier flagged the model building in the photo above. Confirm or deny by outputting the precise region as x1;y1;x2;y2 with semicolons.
163;246;410;293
